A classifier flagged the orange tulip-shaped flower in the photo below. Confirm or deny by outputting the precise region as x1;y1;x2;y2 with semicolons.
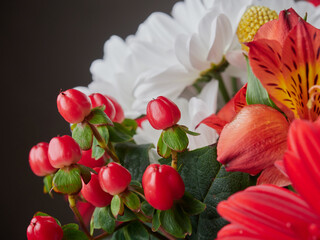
217;104;290;186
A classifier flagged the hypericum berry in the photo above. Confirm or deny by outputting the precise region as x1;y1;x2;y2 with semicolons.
78;149;107;168
48;135;82;168
147;96;181;130
105;95;125;123
89;93;116;121
142;164;185;210
99;162;131;195
27;215;63;240
57;89;92;124
29;142;57;176
81;167;113;207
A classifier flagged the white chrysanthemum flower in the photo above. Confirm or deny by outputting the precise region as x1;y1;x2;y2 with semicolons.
134;81;219;153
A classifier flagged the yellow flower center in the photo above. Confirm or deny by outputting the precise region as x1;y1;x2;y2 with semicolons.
237;6;278;51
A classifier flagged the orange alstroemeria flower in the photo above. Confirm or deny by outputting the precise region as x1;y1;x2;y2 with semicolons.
214;8;320;186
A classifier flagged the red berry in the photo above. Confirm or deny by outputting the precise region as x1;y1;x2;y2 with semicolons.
81;167;113;207
136;116;148;128
89;93;116;121
78;149;107;168
142;164;185;210
105;95;125;123
48;135;82;168
146;96;181;130
76;201;95;226
57;89;92;124
99;162;131;195
29;142;57;176
27;215;63;240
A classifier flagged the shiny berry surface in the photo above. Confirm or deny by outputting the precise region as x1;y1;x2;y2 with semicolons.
105;95;125;123
48;135;82;168
147;96;181;130
78;149;106;168
29;142;57;176
27;216;63;240
99;162;131;195
142;164;185;210
81;167;113;207
89;93;116;121
57;89;91;124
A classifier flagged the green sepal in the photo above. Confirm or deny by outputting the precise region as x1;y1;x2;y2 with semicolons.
157;132;172;158
162;126;189;152
92;206;116;233
52;166;82;195
88;107;113;126
116;206;137;222
111;194;124;218
121;118;138;135
178;192;206;216
72;122;93;150
179;125;200;136
120;191;141;212
77;164;97;184
108;122;133;143
62;223;88;240
91;125;109;160
160;204;192;238
141;201;154;217
43;174;53;197
245;56;281;111
152;209;161;232
33;212;61;226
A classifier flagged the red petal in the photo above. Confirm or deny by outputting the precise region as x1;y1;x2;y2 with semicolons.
217;185;320;240
256;166;290;187
217;105;289;175
284;120;320;215
197;114;228;135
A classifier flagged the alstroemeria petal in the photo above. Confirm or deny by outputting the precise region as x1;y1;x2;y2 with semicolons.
217;185;320;240
217;104;289;175
284;120;320;215
217;224;261;240
256;166;290;187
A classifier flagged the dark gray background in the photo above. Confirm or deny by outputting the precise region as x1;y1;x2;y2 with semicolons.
2;0;179;238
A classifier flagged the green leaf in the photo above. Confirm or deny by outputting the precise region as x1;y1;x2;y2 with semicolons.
121;191;141;212
157;132;172;158
166;146;250;239
123;221;149;240
98;206;116;233
121;118;138;135
116;206;137;222
43;174;53;196
162;126;189;152
62;223;88;240
178;192;206;216
115;142;154;181
108;122;134;143
52;166;82;194
91;125;109;159
111;194;123;218
160;204;192;238
88;107;113;126
152;210;161;232
72;122;93;150
141;201;154;217
179;125;200;136
245;56;280;110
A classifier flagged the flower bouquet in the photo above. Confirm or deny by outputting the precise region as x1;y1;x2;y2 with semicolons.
27;0;320;239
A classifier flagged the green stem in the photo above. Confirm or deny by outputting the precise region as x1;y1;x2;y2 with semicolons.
68;195;93;240
171;150;178;170
212;73;230;103
231;77;238;96
86;121;120;163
